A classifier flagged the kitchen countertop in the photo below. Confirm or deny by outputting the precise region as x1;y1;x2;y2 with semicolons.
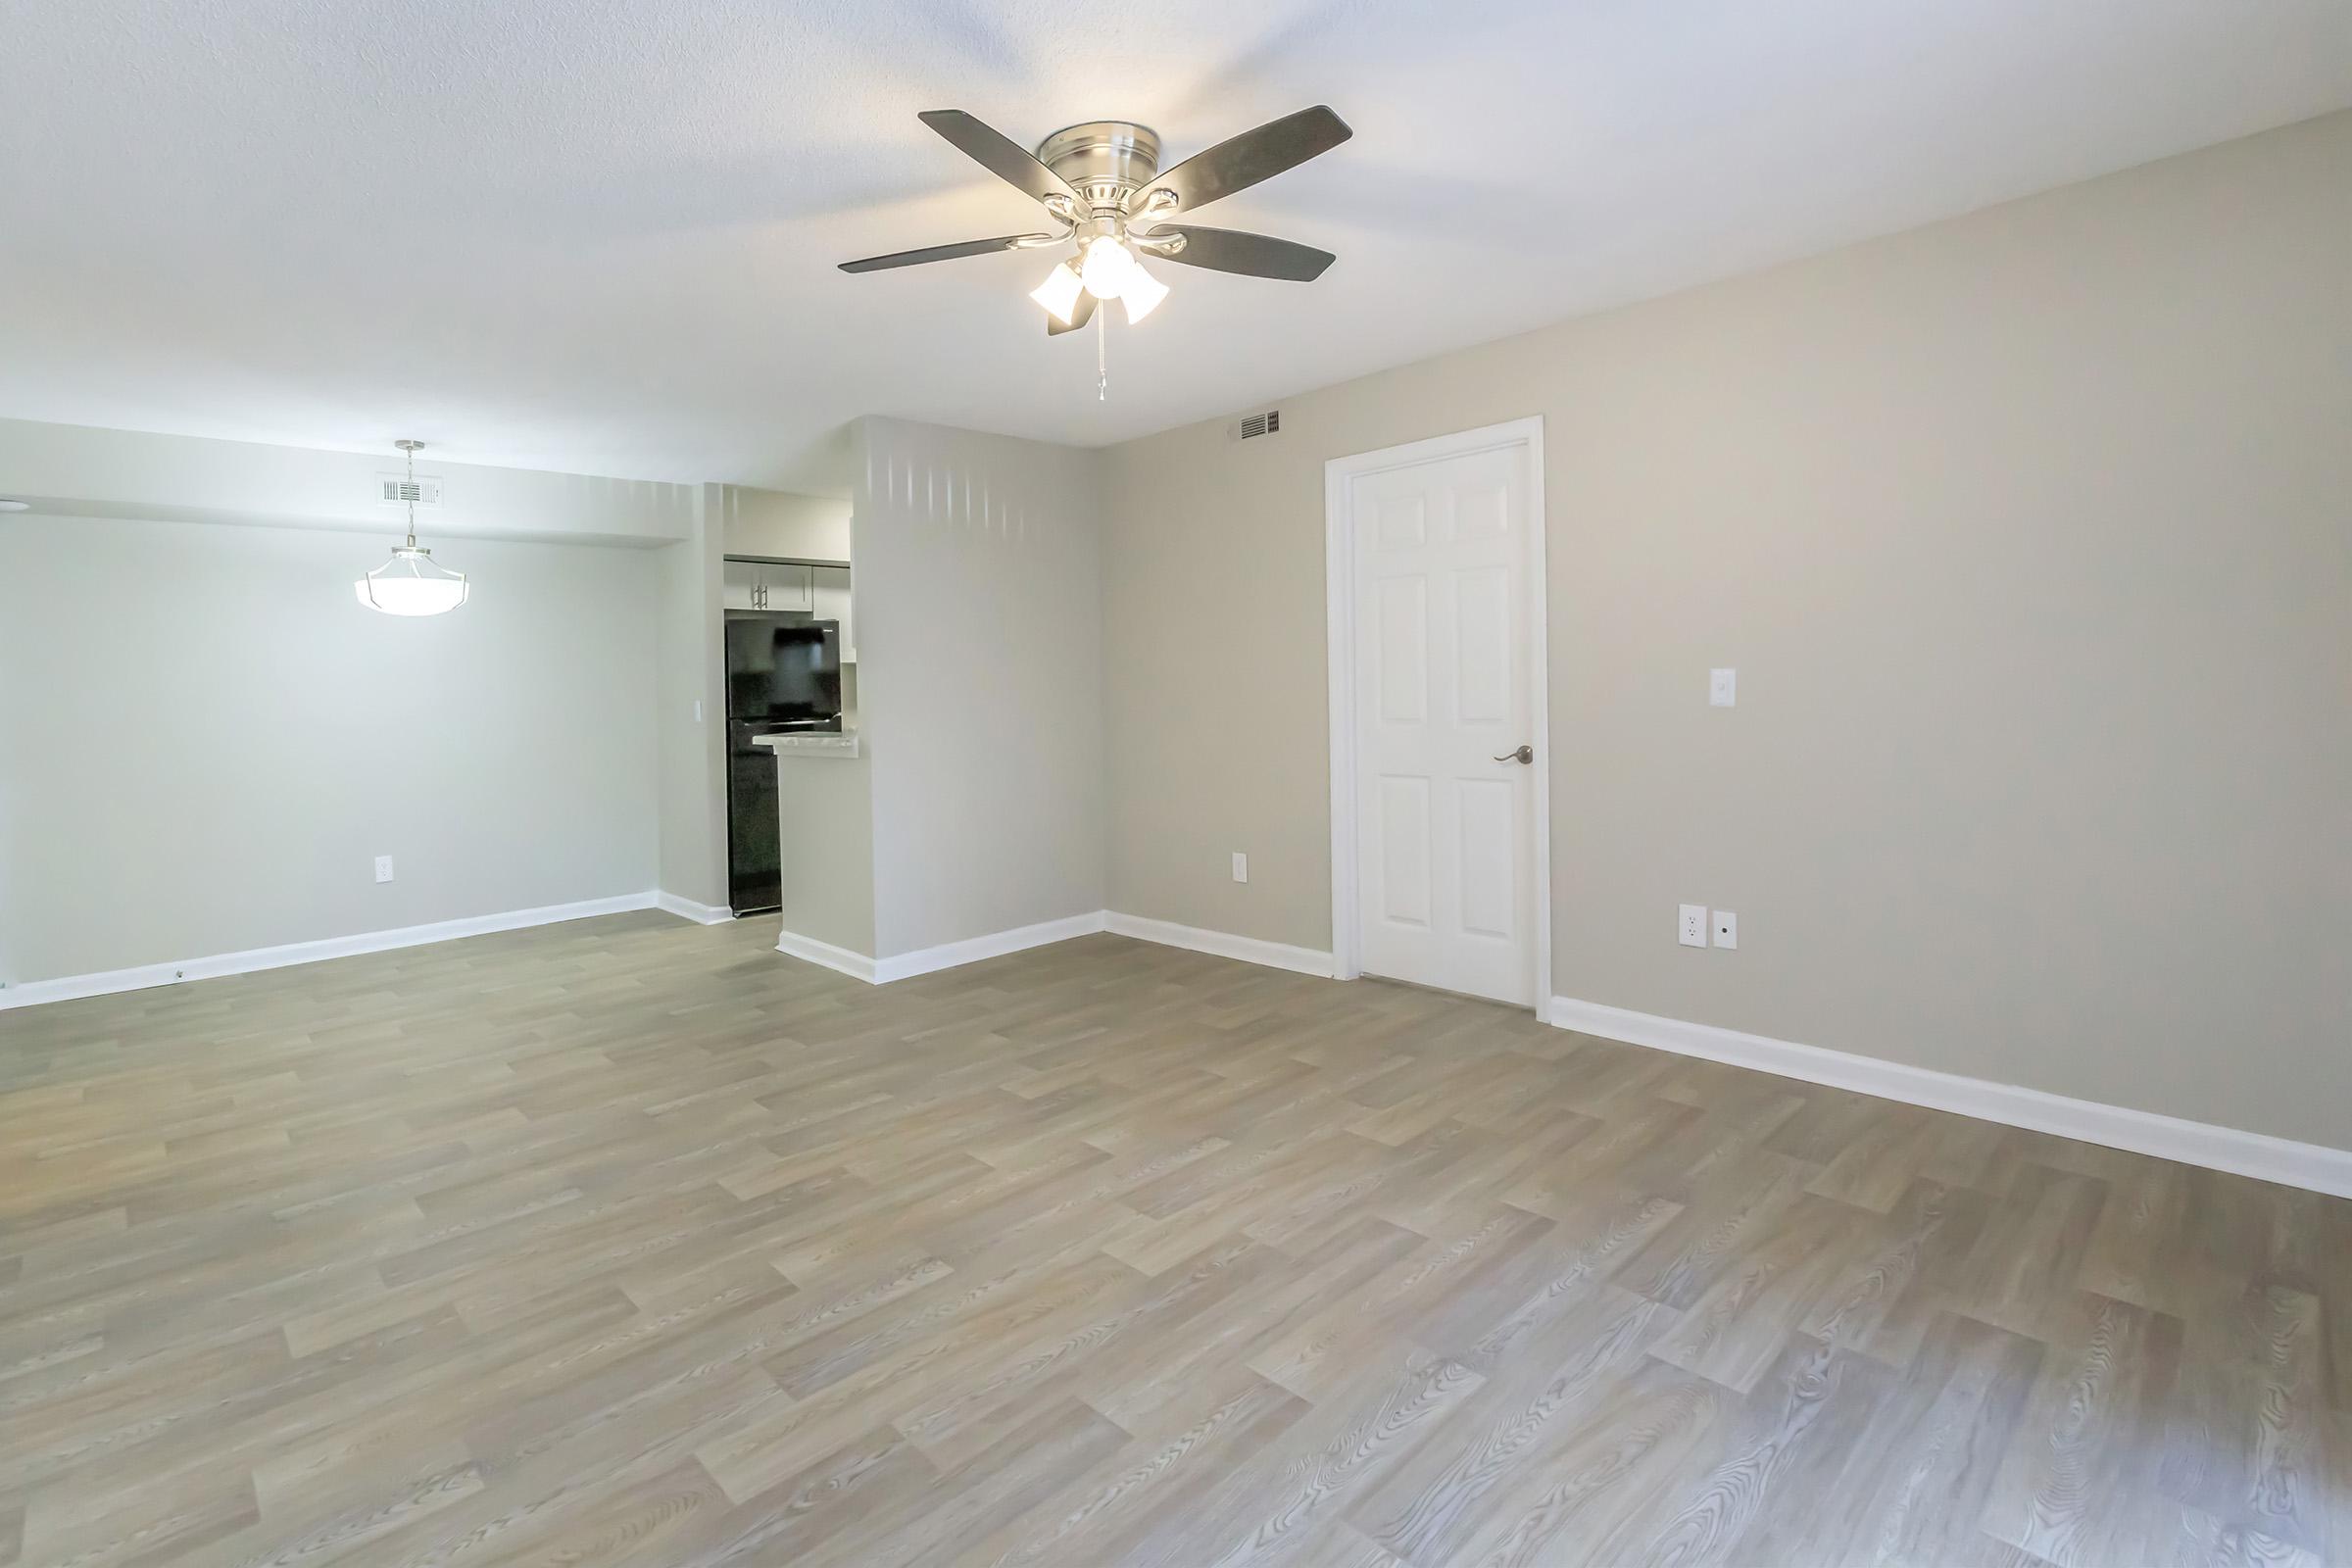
752;730;860;759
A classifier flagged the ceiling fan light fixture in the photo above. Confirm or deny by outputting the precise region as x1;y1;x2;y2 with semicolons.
1079;235;1140;300
836;106;1353;350
1120;262;1169;323
1029;260;1084;324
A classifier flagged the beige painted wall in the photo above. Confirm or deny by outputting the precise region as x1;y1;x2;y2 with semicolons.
0;512;662;984
855;416;1107;958
1102;111;2352;1149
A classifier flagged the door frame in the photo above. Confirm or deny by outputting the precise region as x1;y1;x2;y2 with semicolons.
1324;416;1551;1020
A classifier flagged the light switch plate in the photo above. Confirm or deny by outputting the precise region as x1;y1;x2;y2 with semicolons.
1709;668;1738;707
374;856;395;884
1231;852;1248;884
1679;904;1707;948
1712;910;1738;949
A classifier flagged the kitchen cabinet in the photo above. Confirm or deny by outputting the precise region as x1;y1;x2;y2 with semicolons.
722;560;813;612
812;565;854;662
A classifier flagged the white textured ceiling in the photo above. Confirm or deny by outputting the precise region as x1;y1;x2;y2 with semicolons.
4;0;2348;490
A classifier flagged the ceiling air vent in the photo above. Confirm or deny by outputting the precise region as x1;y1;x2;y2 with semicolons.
1231;409;1281;442
377;472;443;508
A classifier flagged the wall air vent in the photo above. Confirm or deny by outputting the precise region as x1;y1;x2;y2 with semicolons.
1231;409;1282;441
377;472;443;508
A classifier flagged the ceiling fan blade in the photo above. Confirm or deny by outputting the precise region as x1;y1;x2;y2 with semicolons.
839;234;1054;273
918;110;1082;210
1047;289;1098;336
1135;106;1351;216
1150;225;1335;282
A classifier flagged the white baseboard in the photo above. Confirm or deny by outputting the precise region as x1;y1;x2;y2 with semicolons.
774;911;1110;987
771;926;878;984
0;892;663;1011
654;892;735;926
769;908;1339;989
1104;912;1337;979
872;911;1108;984
1550;996;2352;1200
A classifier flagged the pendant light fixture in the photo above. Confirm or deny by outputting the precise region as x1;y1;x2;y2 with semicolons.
355;440;467;615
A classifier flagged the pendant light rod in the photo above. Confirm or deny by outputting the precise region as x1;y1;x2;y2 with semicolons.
396;438;425;549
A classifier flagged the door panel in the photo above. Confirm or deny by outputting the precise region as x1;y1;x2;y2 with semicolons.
1375;493;1427;549
1351;443;1536;1004
1456;778;1518;940
1375;577;1429;722
1453;565;1511;724
1374;774;1433;929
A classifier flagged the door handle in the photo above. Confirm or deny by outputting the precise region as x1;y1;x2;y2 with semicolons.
1494;744;1534;764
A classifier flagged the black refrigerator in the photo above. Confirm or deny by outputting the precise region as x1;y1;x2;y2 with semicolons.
725;615;843;914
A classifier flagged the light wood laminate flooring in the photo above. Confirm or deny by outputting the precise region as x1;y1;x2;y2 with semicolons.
1;912;2345;1566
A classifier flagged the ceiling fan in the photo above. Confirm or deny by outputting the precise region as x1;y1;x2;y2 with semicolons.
839;106;1352;333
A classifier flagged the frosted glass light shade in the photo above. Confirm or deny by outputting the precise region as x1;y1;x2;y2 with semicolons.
356;548;468;615
1120;263;1169;323
1078;235;1139;299
1029;261;1083;324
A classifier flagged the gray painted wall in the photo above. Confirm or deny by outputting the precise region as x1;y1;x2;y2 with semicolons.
0;417;697;545
0;512;661;982
855;416;1107;958
768;746;878;956
655;486;728;909
1101;111;2352;1149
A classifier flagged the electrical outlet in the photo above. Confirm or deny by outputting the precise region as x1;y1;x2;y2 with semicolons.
374;856;394;884
1709;668;1738;707
1679;904;1707;948
1231;852;1249;884
1712;910;1738;949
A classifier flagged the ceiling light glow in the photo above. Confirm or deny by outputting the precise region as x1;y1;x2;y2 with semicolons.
1079;235;1141;300
354;554;469;615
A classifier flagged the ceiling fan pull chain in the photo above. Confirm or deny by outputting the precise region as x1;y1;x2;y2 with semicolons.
1097;307;1108;402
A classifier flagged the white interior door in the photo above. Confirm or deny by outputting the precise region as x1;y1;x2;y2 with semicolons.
1348;443;1538;1004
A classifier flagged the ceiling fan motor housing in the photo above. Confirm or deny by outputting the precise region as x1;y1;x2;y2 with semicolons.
1036;122;1161;214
